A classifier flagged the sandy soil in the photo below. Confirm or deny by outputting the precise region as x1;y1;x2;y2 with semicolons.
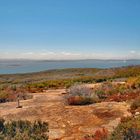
0;88;131;140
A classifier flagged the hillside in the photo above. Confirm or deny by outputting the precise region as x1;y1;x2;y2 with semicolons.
1;66;140;139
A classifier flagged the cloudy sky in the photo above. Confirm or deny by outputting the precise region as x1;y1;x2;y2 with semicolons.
0;0;140;60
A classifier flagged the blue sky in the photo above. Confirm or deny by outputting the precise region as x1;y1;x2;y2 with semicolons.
0;0;140;59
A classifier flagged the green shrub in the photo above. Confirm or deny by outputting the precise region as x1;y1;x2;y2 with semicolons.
0;119;49;140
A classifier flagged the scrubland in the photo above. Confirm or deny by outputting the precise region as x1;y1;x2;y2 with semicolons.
1;66;140;139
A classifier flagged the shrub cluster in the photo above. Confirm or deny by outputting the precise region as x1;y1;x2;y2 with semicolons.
67;81;140;105
0;119;49;140
83;116;140;140
127;76;140;89
110;116;140;140
0;85;32;103
67;84;99;105
94;82;140;102
26;76;98;93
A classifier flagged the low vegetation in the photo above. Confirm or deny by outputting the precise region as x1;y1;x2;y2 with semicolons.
0;119;49;140
1;66;140;103
83;116;140;140
131;96;140;111
0;85;32;103
67;81;140;105
110;116;140;140
1;66;140;139
84;128;109;140
67;84;99;105
127;76;140;89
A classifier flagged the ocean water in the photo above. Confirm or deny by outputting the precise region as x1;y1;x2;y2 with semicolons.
0;59;140;74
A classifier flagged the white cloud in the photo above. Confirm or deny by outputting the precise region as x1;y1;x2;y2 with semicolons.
0;51;83;60
22;52;34;55
127;50;140;59
61;52;80;56
130;50;136;54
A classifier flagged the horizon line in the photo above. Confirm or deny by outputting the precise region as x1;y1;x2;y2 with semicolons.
0;58;140;61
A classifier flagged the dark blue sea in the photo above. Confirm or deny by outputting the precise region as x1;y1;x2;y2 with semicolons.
0;59;140;74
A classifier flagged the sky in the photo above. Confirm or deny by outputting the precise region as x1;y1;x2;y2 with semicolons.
0;0;140;60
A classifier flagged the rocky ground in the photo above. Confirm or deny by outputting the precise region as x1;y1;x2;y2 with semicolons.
0;88;131;140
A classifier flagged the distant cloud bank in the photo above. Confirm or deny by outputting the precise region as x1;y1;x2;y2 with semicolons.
0;50;140;60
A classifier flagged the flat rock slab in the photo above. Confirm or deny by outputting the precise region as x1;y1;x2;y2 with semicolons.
0;89;131;139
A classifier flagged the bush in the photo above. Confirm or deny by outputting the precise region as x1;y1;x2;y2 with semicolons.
67;84;99;105
131;96;140;110
94;82;140;102
0;91;9;103
0;85;33;103
0;119;49;140
84;128;109;140
127;76;140;89
94;82;119;100
110;116;140;140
